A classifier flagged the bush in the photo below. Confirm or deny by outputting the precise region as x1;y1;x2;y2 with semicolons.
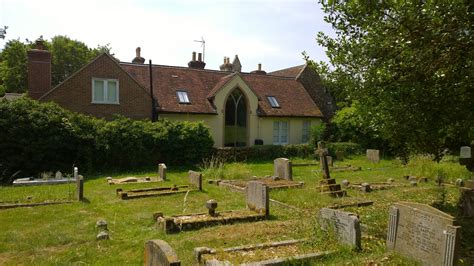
0;98;213;183
326;142;363;157
212;144;314;162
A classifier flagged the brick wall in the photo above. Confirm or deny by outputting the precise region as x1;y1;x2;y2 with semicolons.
297;67;336;122
41;54;152;120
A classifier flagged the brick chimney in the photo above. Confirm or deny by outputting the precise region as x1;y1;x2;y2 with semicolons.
250;63;266;75
27;39;51;100
188;51;206;69
132;47;145;64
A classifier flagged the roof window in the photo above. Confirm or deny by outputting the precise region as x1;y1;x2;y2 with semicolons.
267;96;280;108
177;90;190;104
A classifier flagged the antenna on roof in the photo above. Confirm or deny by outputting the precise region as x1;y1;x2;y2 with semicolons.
193;36;205;61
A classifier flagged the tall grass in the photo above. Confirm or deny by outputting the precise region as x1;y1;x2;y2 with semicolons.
201;156;251;180
408;154;472;182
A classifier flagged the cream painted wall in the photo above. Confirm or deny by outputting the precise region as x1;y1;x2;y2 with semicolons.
257;117;321;146
160;74;321;147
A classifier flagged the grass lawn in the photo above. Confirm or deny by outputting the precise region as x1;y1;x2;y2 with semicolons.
0;156;473;265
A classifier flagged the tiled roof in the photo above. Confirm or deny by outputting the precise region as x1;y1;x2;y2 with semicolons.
268;65;305;78
120;63;322;117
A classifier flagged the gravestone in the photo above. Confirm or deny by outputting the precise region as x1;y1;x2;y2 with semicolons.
246;181;269;217
273;158;292;180
459;188;474;217
158;163;167;181
326;156;333;167
387;202;460;266
144;239;181;266
74;167;84;201
55;171;62;179
460;146;471;159
318;208;361;249
317;142;346;197
366;149;380;163
188;171;202;191
336;150;344;161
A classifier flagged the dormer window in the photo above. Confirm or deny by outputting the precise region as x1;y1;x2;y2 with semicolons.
267;96;280;108
176;90;190;104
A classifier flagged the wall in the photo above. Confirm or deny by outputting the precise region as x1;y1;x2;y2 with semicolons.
258;117;321;146
40;54;152;120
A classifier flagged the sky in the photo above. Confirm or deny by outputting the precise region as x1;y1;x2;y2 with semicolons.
0;0;334;72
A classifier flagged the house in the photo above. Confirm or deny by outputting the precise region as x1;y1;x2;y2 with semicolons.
27;45;335;147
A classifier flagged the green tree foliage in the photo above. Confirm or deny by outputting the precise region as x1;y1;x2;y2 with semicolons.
316;1;474;159
0;36;112;93
0;39;30;93
0;97;213;183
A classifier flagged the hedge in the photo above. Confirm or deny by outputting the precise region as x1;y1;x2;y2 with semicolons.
0;97;213;183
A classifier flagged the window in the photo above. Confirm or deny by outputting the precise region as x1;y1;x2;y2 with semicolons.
273;121;288;145
267;96;280;108
92;78;119;104
302;121;311;143
176;90;190;104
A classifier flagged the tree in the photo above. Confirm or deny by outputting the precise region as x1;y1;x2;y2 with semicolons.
315;1;474;160
0;36;112;92
0;39;30;93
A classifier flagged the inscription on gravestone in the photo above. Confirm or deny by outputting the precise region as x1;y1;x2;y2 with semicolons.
246;181;269;217
318;208;361;249
387;202;460;266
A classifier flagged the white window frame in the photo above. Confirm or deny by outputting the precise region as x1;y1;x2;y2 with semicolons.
92;78;119;104
176;90;190;104
273;121;289;145
302;121;311;143
267;96;280;108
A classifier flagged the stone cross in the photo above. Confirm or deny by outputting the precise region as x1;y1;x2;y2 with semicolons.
316;141;331;179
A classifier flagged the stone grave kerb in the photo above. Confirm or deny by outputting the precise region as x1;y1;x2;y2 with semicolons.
246;181;269;218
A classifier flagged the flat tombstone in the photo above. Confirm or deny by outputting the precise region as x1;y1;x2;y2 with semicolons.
318;208;361;250
246;181;269;217
460;146;471;159
366;149;380;163
273;158;292;181
144;239;181;266
188;171;202;191
158;163;167;181
387;202;460;266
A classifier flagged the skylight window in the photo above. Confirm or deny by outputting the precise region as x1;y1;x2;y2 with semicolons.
267;96;280;108
176;90;190;104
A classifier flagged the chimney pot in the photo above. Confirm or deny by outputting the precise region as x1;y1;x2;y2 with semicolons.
192;51;196;61
258;63;262;71
198;53;202;62
188;51;205;69
132;47;145;64
136;47;141;57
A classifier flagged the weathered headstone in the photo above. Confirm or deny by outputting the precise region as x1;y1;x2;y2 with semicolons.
55;171;62;179
246;181;269;217
460;146;471;159
336;150;344;161
188;171;202;191
366;149;380;163
158;163;167;181
74;167;84;201
326;156;333;167
144;239;181;266
273;158;292;181
455;179;464;187
387;202;460;266
318;208;361;250
459;188;474;217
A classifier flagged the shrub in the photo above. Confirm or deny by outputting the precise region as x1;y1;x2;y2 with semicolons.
326;142;363;157
407;154;472;183
0;98;213;183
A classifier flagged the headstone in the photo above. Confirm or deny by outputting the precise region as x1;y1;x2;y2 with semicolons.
206;199;218;217
317;142;331;179
96;220;108;231
460;146;471;158
455;179;464;187
366;149;380;163
273;158;292;181
386;202;460;266
158;163;167;181
341;180;350;187
55;171;62;179
96;231;109;240
336;150;344;161
144;239;181;266
188;171;202;190
318;208;361;250
246;181;269;217
459;188;474;217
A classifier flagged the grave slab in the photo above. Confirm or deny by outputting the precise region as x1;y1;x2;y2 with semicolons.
386;201;460;266
318;208;361;249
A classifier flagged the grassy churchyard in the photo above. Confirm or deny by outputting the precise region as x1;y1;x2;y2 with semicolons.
1;155;473;265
